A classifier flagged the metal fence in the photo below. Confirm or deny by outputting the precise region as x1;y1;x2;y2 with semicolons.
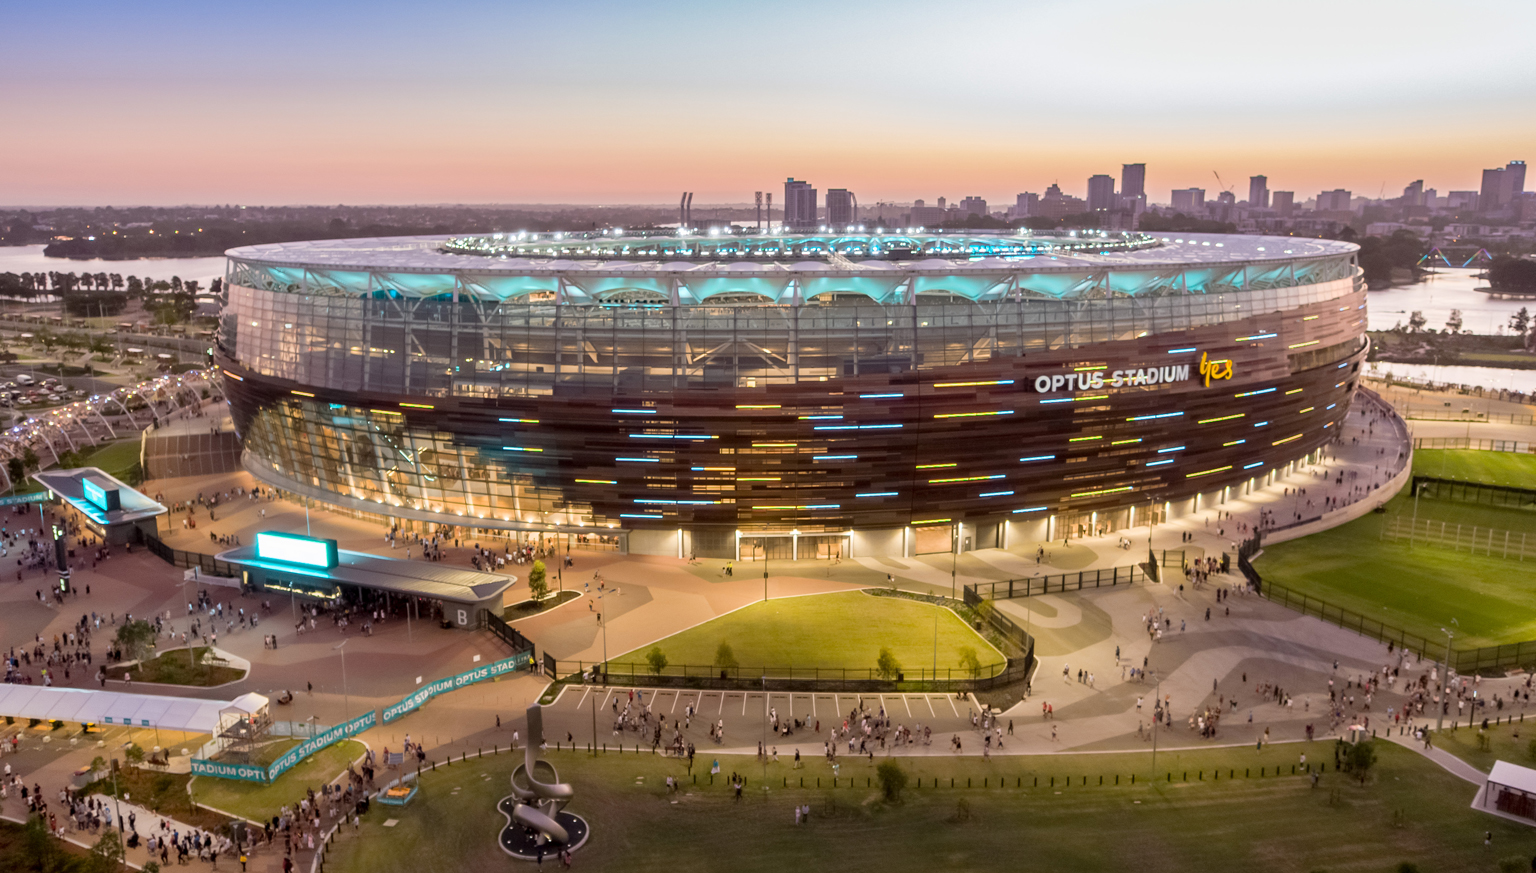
1412;476;1536;510
144;535;241;577
960;550;1186;601
550;658;1021;693
480;611;535;656
1412;437;1535;453
1382;517;1534;561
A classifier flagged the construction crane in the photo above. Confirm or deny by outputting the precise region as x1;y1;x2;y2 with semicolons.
1212;171;1234;196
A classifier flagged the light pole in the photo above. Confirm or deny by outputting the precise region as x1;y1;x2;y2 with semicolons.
1437;623;1455;732
110;756;126;859
760;540;768;604
334;639;349;722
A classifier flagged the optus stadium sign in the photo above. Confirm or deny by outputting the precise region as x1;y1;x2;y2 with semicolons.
1030;352;1234;394
383;652;531;723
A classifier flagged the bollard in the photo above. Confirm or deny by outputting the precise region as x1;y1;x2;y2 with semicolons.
1131;774;1135;784
1245;768;1249;777
1050;776;1054;787
967;778;971;787
1115;775;1119;785
1198;771;1202;781
1166;773;1171;782
1182;771;1186;781
1099;776;1103;786
984;778;987;788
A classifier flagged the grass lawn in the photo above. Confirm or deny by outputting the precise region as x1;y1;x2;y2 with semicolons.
505;590;581;621
106;646;245;686
613;591;1005;680
1415;448;1536;488
323;742;1536;873
191;740;364;822
1256;487;1536;649
83;765;231;831
76;439;142;481
1431;715;1536;774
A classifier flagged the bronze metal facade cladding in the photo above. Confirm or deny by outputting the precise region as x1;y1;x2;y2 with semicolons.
217;235;1367;537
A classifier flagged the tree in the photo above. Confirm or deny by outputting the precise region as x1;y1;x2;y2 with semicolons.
22;447;39;471
1407;310;1427;333
6;457;23;486
1510;307;1531;337
645;646;669;675
88;829;125;873
957;646;982;679
876;760;908;802
875;647;902;680
1347;739;1377;784
1489;256;1536;293
714;641;738;670
1445;309;1463;334
115;619;157;663
527;560;548;601
57;449;85;469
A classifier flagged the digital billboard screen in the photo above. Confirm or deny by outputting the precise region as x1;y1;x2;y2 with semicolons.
254;532;338;569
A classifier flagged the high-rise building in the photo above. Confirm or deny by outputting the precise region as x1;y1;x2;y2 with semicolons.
1271;191;1295;216
1483;161;1528;211
826;189;856;227
1216;191;1236;207
1316;189;1353;212
1401;180;1424;208
1248;176;1269;209
1037;184;1086;220
1446;191;1479;211
1121;164;1146;200
1509;161;1528;201
1170;188;1205;213
959;196;987;217
1087;175;1117;211
1012;192;1039;218
1481;168;1506;211
784;178;818;229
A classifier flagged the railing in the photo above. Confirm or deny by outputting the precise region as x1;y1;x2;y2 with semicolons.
1412;437;1535;452
965;564;1149;600
1400;409;1536;426
1381;517;1534;561
1236;532;1262;590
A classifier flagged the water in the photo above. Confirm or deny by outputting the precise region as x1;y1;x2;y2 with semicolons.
0;245;227;285
1367;361;1536;394
1367;267;1531;335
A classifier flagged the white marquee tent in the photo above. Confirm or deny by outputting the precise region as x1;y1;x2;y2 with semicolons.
0;685;229;733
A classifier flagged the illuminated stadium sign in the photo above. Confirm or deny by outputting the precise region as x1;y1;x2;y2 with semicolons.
1028;354;1236;394
254;532;338;569
81;476;121;513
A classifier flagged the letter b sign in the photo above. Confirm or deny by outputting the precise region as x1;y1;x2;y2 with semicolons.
457;609;468;626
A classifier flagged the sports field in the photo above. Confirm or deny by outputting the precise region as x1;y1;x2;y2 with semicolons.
324;743;1536;873
613;591;1004;678
1415;448;1536;487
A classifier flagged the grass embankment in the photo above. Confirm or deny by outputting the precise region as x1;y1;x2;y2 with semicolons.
323;742;1536;873
106;646;245;686
191;740;365;822
505;590;581;621
83;766;231;831
1256;450;1536;648
613;591;1004;678
1415;448;1536;487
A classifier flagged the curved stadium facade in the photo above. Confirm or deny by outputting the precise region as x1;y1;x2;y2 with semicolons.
218;230;1366;558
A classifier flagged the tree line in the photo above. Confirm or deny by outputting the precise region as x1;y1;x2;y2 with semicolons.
0;271;221;323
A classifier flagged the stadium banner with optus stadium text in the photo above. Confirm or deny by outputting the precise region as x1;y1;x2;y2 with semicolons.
191;710;376;783
382;652;531;724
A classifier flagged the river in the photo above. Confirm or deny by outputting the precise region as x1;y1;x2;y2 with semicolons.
0;245;227;285
1367;361;1536;394
1367;267;1530;335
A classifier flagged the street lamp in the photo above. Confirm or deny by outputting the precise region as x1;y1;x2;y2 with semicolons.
760;539;768;604
334;639;349;721
1437;621;1456;731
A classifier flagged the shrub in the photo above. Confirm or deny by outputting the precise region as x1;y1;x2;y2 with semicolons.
875;647;902;680
876;761;908;802
958;646;982;678
1348;740;1376;784
714;642;738;670
115;620;156;663
527;560;548;601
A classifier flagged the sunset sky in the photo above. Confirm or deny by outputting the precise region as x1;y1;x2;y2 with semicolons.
3;0;1533;207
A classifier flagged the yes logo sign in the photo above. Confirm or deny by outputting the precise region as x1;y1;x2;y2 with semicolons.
1199;352;1235;387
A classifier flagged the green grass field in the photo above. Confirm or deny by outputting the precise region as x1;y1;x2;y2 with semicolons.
105;646;245;686
1416;448;1536;487
1256;449;1536;649
614;591;1004;678
191;739;364;822
323;743;1536;873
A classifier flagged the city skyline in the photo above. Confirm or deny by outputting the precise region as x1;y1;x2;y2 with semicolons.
2;0;1533;206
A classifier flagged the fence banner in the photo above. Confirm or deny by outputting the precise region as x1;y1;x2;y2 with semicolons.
191;710;376;784
0;492;53;507
266;710;375;781
190;758;269;783
382;652;532;724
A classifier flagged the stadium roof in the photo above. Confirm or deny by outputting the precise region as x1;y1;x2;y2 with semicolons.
215;545;515;604
33;467;167;528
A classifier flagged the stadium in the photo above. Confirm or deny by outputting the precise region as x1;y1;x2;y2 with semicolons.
216;229;1366;559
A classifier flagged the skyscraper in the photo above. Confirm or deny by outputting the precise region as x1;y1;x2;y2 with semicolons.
1509;161;1528;202
826;189;856;226
1170;188;1205;213
959;196;987;217
1248;175;1269;209
1481;167;1506;211
1271;191;1295;216
1121;164;1146;200
1087;175;1117;211
1401;180;1424;208
1316;189;1353;212
784;178;818;229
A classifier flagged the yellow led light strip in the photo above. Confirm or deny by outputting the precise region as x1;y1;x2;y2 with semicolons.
370;409;403;416
291;390;314;397
1069;436;1101;442
1073;365;1107;372
911;518;952;525
929;475;1003;484
1111;438;1142;445
933;379;1013;388
1288;340;1319;349
1272;434;1302;446
400;402;434;409
1186;466;1233;478
1197;413;1244;424
1070;486;1134;498
934;410;1013;419
916;463;956;469
1285;388;1303;395
1299;406;1314;414
575;479;616;484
